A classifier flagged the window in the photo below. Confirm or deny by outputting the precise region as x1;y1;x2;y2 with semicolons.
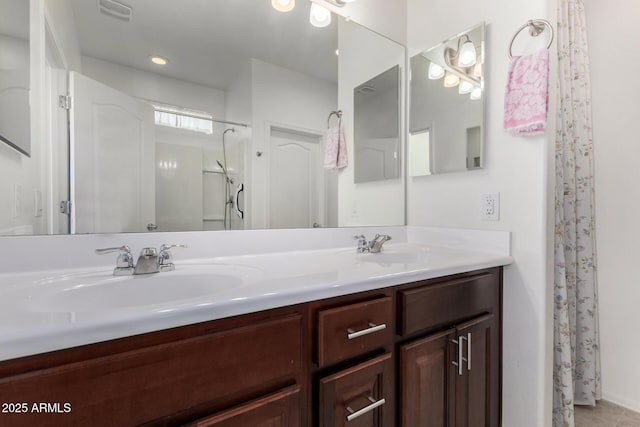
151;103;213;135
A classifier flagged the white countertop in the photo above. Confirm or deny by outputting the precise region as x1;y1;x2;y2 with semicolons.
0;227;513;361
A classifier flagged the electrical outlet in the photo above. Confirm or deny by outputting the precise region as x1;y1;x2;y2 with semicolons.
481;192;500;220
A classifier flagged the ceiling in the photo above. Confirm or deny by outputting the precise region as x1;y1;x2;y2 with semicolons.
69;0;339;90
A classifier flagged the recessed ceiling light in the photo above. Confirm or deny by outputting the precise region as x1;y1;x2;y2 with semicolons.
335;49;339;56
150;56;168;66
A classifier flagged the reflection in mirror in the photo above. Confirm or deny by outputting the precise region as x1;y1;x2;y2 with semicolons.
410;23;484;176
0;0;30;157
0;0;405;235
354;65;400;183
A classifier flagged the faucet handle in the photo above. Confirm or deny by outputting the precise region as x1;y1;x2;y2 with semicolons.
95;245;134;274
353;235;369;253
158;244;187;272
159;244;187;252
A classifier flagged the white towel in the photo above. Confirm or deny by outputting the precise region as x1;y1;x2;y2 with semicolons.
323;126;347;170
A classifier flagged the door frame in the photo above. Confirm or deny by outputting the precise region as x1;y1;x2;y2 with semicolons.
263;121;326;229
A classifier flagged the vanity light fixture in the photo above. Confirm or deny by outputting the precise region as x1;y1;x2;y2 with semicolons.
458;36;477;67
458;80;474;94
150;56;169;66
272;0;295;12
322;0;353;6
470;87;482;100
310;3;331;27
445;35;478;69
473;62;482;78
428;62;445;80
443;71;460;88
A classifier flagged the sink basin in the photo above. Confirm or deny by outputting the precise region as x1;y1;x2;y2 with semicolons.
4;264;260;312
357;251;432;265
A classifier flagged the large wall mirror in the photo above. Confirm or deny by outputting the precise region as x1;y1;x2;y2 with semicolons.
409;23;484;176
0;0;30;157
0;0;405;236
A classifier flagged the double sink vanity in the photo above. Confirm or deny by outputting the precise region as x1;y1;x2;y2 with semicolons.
0;226;511;426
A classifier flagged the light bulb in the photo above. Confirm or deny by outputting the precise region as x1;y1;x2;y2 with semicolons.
272;0;295;12
458;81;474;94
428;62;445;80
473;62;482;78
443;72;460;88
470;87;482;100
310;3;331;28
458;40;477;67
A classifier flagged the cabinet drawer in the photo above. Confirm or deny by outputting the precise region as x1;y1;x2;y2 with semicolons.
398;270;499;337
319;353;393;427
317;297;392;367
0;315;302;427
184;384;301;427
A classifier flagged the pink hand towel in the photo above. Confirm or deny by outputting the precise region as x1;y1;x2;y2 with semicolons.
504;48;549;136
324;126;348;170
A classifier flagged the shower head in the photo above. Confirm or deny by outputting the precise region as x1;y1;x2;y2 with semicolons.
223;128;235;136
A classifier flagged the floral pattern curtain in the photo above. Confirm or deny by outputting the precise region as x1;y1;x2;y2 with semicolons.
553;0;601;426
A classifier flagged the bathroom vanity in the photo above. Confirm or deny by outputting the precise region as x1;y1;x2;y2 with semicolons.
0;259;503;426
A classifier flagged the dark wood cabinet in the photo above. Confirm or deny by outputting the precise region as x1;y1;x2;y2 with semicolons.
398;269;502;427
0;267;502;427
399;328;456;427
319;353;393;427
452;314;497;427
184;385;301;427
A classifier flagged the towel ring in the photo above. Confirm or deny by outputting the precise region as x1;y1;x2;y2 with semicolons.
508;19;554;59
327;110;342;129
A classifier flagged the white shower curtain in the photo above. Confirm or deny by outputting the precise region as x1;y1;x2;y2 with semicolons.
553;0;601;426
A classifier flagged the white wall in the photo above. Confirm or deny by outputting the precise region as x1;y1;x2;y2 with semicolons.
337;19;405;227
406;1;555;426
43;0;81;71
249;58;338;229
585;0;640;412
81;56;225;117
314;0;407;45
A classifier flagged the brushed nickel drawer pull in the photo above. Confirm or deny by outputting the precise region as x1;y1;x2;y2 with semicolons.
466;332;472;371
347;322;387;340
452;336;468;376
346;396;386;421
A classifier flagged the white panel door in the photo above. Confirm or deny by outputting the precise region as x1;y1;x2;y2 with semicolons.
70;72;155;233
268;128;323;229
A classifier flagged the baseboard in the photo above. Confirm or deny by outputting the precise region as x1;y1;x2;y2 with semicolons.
602;392;640;414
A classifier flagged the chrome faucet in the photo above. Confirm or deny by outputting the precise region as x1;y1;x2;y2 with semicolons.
96;244;187;276
353;234;392;253
370;234;392;253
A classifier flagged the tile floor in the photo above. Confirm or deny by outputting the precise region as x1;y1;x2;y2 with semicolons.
575;400;640;426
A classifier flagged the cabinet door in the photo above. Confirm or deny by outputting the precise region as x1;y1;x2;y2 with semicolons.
399;328;456;427
319;353;393;427
184;385;300;427
452;314;495;427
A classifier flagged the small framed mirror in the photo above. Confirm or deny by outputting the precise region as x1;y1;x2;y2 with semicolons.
353;65;401;184
409;23;485;176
